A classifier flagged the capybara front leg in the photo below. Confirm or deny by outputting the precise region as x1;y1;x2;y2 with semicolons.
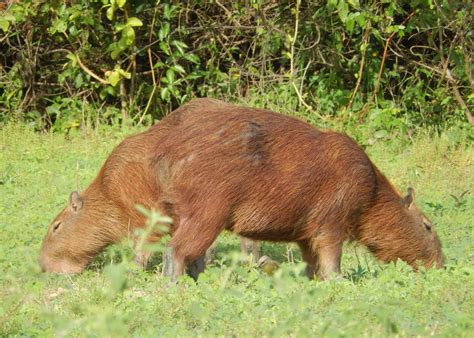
186;255;206;280
316;242;343;280
168;215;223;281
162;247;185;282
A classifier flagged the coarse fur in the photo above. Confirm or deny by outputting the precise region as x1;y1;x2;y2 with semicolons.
39;98;444;279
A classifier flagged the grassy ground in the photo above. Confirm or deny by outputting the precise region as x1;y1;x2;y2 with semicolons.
1;122;473;337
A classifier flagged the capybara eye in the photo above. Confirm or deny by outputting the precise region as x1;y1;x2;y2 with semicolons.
53;222;61;232
423;221;432;231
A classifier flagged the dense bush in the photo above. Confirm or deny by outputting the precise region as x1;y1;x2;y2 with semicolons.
1;0;473;130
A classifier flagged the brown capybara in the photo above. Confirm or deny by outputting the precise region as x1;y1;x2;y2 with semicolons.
39;98;444;280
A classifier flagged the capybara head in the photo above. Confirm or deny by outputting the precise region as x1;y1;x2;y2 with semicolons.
366;187;445;270
401;188;444;268
39;191;120;273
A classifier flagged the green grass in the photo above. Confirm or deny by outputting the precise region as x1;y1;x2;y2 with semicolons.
1;123;473;337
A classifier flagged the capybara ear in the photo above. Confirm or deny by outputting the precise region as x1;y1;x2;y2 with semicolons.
402;187;415;209
69;191;84;212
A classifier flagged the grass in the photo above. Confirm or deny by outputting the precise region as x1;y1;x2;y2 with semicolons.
1;122;473;337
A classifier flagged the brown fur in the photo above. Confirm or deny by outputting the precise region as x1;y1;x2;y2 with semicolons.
39;98;444;279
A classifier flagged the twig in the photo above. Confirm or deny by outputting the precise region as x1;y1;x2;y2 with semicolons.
75;54;109;85
346;23;371;111
289;0;314;113
138;2;160;125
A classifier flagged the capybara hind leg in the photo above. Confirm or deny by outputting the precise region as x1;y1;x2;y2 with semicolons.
297;240;319;279
240;237;261;263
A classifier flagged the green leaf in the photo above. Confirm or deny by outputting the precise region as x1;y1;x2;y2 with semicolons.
159;41;171;55
159;23;170;40
337;0;349;23
348;0;360;8
117;68;131;79
345;15;355;33
153;61;165;69
126;17;142;27
116;0;126;9
160;87;170;101
106;4;115;21
163;4;173;20
166;69;175;84
0;13;15;32
172;64;186;74
105;70;120;86
355;12;366;28
172;40;188;55
184;54;200;64
327;0;338;11
66;53;78;66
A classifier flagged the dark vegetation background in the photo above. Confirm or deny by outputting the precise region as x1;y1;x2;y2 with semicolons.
1;0;473;132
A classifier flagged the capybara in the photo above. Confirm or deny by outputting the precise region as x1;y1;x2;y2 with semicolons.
39;98;444;280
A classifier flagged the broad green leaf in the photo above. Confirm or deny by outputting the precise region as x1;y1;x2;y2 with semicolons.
345;15;355;33
160;87;170;100
166;69;175;84
126;17;142;27
0;13;15;32
106;5;115;20
105;70;120;86
163;3;173;20
116;0;126;9
348;0;360;8
337;0;349;23
327;0;338;11
355;12;366;28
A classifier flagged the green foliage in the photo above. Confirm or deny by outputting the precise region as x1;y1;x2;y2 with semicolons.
1;123;473;336
1;0;472;130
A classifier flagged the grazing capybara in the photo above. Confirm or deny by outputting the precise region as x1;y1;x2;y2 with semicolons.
39;98;444;280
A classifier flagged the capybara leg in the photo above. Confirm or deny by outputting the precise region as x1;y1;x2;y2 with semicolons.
316;242;343;280
186;255;206;280
240;237;261;263
162;247;185;282
134;250;152;269
169;216;223;281
297;240;319;279
205;239;218;265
